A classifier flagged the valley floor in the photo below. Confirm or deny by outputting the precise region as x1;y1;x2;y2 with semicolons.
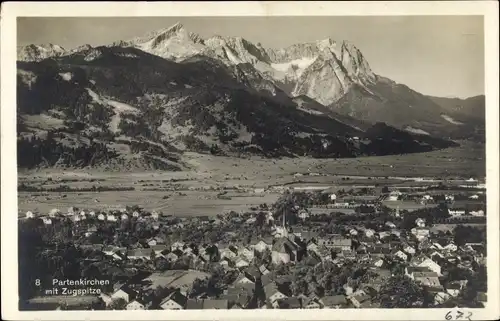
17;142;486;215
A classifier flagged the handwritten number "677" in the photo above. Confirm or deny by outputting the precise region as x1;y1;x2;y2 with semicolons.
445;310;472;321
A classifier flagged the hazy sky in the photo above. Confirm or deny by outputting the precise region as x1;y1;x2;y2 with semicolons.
17;16;484;98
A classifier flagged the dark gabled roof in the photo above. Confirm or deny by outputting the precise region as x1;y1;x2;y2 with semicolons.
277;297;301;309
151;244;168;251
321;295;347;307
272;237;298;252
446;282;462;290
476;292;487;302
202;299;228;309
244;266;261;280
406;266;432;273
127;248;152;257
414;272;439;278
172;249;184;257
261;274;273;287
229;282;255;294
263;283;280;299
160;290;187;308
186;299;203;310
352;294;371;303
116;285;137;297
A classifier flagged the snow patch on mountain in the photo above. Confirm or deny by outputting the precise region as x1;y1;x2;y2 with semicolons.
270;56;317;76
58;72;73;81
405;126;430;135
86;88;139;133
441;114;464;125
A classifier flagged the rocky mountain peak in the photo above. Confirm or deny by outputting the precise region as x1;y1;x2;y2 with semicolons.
17;43;67;62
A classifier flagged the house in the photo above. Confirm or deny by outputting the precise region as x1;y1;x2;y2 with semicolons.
151;211;160;220
378;231;390;239
165;252;179;263
85;226;98;237
443;242;458;252
171;241;185;251
448;208;466;217
272;237;298;265
24;211;34;219
405;266;432;279
385;221;396;229
301;296;322;309
220;245;239;259
387;191;402;201
99;293;113;306
127;249;152;260
469;209;485;216
368;245;391;258
132;211;140;218
97;214;105;221
150;245;168;255
364;229;375;238
242;266;261;283
446;283;462;297
415;257;442;275
107;214;117;221
42;217;52;225
394;250;408;261
421;195;434;204
103;246;126;260
263;283;287;305
49;208;60;218
121;213;128;220
111;286;137;303
233;274;254;287
259;264;271;275
306;241;320;255
349;294;373;308
202;299;229;309
277;297;302;309
147;237;165;246
160;291;187;310
250;238;273;253
320;295;348;309
371;257;386;268
411;227;430;241
126;300;145;310
73;215;81;222
349;228;358;236
245;217;257;225
414;272;441;287
239;247;255;261
415;218;426;227
186;299;203;310
434;291;451;305
318;235;352;251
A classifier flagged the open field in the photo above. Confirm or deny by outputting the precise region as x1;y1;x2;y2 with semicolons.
17;143;485;216
144;270;209;290
17;191;281;217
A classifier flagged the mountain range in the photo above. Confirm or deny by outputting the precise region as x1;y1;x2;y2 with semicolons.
16;23;484;170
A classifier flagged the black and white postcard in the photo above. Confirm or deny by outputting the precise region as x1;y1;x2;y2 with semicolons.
1;1;499;320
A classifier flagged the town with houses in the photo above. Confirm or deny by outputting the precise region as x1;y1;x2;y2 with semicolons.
18;177;487;310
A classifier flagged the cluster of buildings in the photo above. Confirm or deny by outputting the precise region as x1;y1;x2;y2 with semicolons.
21;180;487;310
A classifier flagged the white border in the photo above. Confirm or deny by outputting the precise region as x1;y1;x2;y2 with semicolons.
1;1;499;320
